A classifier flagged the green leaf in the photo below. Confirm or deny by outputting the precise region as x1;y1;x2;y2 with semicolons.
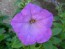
60;41;65;49
54;16;60;21
43;41;53;49
18;2;25;9
52;28;62;36
0;28;5;34
0;15;9;21
61;19;65;24
26;0;31;3
53;23;62;28
11;36;22;48
43;41;58;49
50;37;61;45
60;12;65;18
59;32;65;40
53;46;58;49
29;44;40;49
0;34;9;41
0;34;5;41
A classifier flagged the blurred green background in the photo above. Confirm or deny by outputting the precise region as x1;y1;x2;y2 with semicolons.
0;0;65;49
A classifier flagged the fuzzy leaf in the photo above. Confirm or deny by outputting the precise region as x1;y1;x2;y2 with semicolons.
11;36;22;48
50;37;61;45
52;28;62;36
43;41;53;49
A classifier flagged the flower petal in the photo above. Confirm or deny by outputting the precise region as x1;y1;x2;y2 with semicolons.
17;34;36;45
37;28;52;43
29;3;43;15
11;3;53;45
11;23;22;33
16;24;36;45
36;16;53;28
21;3;31;16
32;9;53;21
11;13;30;23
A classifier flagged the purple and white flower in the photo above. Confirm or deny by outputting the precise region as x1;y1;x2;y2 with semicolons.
11;3;53;45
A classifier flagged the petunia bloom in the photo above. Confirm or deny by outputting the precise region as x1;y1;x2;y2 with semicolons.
11;3;53;45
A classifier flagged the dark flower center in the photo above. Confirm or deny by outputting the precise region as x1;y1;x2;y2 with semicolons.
29;19;36;24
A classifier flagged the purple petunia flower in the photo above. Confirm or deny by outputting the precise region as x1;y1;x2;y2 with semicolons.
11;3;53;45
